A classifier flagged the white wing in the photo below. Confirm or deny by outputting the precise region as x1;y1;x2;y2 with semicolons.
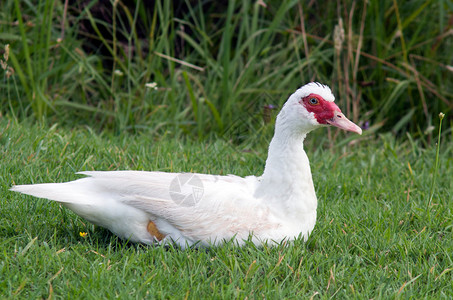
11;171;280;247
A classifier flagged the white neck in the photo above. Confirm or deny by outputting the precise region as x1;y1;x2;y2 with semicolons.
255;113;318;218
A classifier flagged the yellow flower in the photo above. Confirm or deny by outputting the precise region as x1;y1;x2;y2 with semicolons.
79;232;88;238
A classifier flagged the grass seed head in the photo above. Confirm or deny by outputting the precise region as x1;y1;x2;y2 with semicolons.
334;18;344;52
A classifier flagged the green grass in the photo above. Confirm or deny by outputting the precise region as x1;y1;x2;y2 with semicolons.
1;118;452;298
0;1;452;297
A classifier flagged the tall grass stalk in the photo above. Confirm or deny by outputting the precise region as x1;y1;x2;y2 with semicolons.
427;112;445;214
10;0;57;119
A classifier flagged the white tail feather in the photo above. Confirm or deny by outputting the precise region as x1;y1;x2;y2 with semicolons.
11;179;98;205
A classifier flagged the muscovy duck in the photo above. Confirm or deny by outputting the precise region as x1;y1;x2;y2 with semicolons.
11;82;362;248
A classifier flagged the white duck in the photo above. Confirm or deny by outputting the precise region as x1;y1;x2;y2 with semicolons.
11;82;362;248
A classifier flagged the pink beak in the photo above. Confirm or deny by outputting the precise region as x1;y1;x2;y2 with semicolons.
326;111;362;135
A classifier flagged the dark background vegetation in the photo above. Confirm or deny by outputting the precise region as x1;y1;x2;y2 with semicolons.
0;0;452;141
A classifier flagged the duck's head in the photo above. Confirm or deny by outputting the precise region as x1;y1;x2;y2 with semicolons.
278;82;362;135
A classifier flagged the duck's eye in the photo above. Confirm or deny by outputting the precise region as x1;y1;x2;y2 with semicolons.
309;98;319;105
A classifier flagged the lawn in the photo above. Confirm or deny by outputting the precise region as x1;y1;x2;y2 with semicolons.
1;118;452;298
0;1;452;297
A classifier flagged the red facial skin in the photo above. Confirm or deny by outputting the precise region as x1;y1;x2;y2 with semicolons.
299;93;341;124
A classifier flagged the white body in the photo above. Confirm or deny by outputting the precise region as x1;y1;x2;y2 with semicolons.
12;83;361;248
